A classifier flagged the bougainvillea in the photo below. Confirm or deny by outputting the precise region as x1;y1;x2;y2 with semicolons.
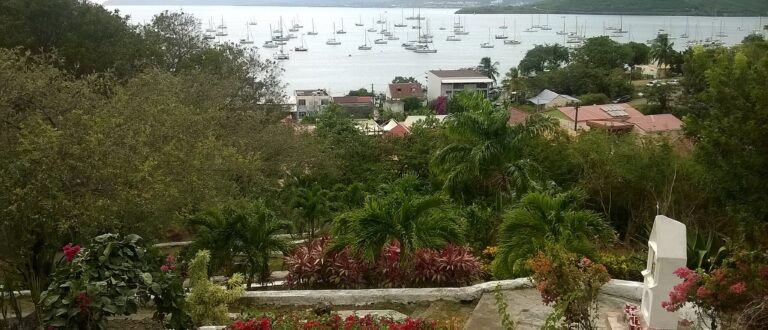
62;243;81;262
528;245;610;329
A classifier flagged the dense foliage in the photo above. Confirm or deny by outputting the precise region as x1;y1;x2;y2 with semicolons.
228;313;460;330
186;250;245;326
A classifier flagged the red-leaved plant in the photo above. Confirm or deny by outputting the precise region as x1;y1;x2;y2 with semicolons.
228;313;456;330
285;238;482;289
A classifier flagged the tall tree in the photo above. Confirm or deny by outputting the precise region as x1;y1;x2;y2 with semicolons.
494;190;613;278
431;92;554;206
519;44;570;75
293;185;332;240
650;34;676;77
478;57;500;83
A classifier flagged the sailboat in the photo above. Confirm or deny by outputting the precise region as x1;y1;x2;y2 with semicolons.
504;20;521;45
359;30;372;50
336;19;347;34
247;18;257;26
387;23;399;40
455;16;469;35
294;36;308;51
239;24;255;45
216;17;228;36
205;18;216;33
716;20;727;37
557;16;568;35
376;14;386;24
289;18;300;32
446;34;461;41
413;18;436;53
307;19;318;35
263;25;278;48
499;17;508;29
680;17;690;38
395;9;407;27
481;28;494;48
406;8;417;20
367;18;378;32
326;23;341;45
495;27;508;39
616;15;629;34
272;18;289;42
524;15;538;32
274;45;289;60
540;15;552;30
356;16;364;27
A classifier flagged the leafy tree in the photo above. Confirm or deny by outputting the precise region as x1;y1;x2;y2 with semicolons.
402;96;423;113
431;92;554;206
348;88;373;96
572;36;630;70
644;82;676;114
519;44;570;75
624;41;651;67
293;185;332;240
478;57;500;82
494;190;613;278
186;250;244;326
333;175;464;261
684;40;768;242
392;76;418;83
650;34;676;77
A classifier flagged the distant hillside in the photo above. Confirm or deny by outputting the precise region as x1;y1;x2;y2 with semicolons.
457;0;768;16
103;0;484;7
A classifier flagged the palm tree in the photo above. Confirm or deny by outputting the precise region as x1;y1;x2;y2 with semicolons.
237;202;290;287
494;190;614;278
478;57;500;83
650;34;674;77
189;200;289;288
293;184;331;239
431;92;554;205
333;176;463;261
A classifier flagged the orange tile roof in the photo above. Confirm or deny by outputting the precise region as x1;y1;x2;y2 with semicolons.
508;108;531;125
333;96;374;105
389;83;424;100
558;103;644;122
627;114;683;133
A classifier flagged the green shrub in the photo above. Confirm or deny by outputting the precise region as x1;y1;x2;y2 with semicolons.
186;250;244;326
598;251;645;281
577;93;610;105
39;234;191;330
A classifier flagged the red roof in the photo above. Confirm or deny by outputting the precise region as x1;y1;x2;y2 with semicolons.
389;83;424;100
627;114;683;133
558;103;644;122
385;123;411;137
333;96;374;105
508;108;531;125
586;120;636;131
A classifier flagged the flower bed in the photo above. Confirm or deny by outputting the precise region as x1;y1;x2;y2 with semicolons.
228;313;461;330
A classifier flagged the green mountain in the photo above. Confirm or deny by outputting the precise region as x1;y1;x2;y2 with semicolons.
457;0;768;16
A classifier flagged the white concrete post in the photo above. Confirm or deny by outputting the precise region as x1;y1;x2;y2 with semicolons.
641;215;687;329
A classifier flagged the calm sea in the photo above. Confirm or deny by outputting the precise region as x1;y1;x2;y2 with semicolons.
109;6;765;95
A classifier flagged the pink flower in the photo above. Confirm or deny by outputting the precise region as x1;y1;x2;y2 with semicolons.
729;282;747;294
62;243;81;262
673;267;693;279
77;292;91;313
160;265;170;272
696;286;713;299
579;257;593;267
166;255;176;263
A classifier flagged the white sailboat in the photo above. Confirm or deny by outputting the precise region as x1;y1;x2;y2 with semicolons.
307;19;318;35
540;15;553;30
504;20;521;45
216;17;228;36
367;18;377;32
239;24;255;45
495;27;508;39
359;30;372;50
524;15;538;32
481;28;494;48
205;18;216;33
680;17;690;38
356;16;364;27
499;17;508;29
294;36;308;51
326;23;341;45
336;19;347;34
395;9;407;27
274;45;289;60
557;16;568;35
413;17;436;53
455;16;469;35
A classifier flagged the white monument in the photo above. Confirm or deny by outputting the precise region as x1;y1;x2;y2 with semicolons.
641;215;687;329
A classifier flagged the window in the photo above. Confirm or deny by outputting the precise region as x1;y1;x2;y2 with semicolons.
298;99;307;106
321;99;329;105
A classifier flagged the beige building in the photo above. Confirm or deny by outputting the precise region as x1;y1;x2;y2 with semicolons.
293;89;332;120
426;69;494;100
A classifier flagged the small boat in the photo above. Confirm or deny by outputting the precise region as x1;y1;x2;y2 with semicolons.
359;30;372;50
294;37;308;51
356;16;364;27
504;39;521;45
438;27;446;30
540;15;552;30
499;18;508;29
203;33;215;40
495;28;508;39
289;19;299;32
374;38;387;44
307;19;318;35
413;44;436;53
446;35;461;41
274;46;289;60
481;28;494;48
216;17;228;37
454;17;469;35
336;19;347;34
376;14;386;24
716;21;727;38
248;19;257;26
395;10;407;27
387;35;399;41
239;24;255;45
326;23;341;45
402;41;416;50
262;40;278;48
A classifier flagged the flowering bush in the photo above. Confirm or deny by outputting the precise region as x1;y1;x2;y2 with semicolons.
662;263;766;329
285;238;482;289
528;245;610;329
228;313;459;330
39;234;192;330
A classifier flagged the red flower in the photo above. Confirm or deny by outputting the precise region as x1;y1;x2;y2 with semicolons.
579;257;593;267
62;243;81;262
77;292;91;313
166;255;176;263
696;286;713;299
160;265;170;272
729;282;747;294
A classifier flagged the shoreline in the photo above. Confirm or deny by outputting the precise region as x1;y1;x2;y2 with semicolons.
455;7;767;17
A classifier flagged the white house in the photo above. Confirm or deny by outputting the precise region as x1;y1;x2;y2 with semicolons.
294;89;332;120
528;89;579;108
426;69;494;100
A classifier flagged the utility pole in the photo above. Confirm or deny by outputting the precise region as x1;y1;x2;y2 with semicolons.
573;102;580;132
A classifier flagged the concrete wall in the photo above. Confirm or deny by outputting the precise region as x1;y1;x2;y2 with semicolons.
426;71;442;101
